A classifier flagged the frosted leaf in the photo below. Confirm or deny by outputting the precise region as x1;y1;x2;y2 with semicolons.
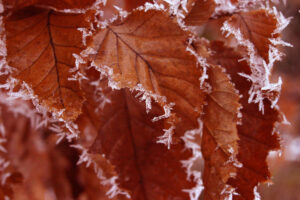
71;144;131;199
221;18;285;112
253;186;261;200
181;119;204;200
213;0;237;15
186;37;210;88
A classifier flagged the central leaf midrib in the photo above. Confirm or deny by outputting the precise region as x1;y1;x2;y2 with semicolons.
47;11;65;108
122;90;149;200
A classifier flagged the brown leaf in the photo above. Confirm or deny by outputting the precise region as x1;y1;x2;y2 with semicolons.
5;7;87;120
75;68;195;200
202;65;240;199
77;164;120;200
85;9;205;139
184;0;216;26
226;10;278;61
209;41;280;199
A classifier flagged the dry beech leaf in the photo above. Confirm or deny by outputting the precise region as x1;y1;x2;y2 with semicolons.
202;65;240;199
209;41;280;199
75;107;131;200
85;9;205;138
0;1;290;199
75;68;195;200
5;7;87;120
184;0;216;26
226;9;278;61
77;164;121;200
96;0;152;22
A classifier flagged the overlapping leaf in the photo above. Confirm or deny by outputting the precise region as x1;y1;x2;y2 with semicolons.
85;9;205;140
74;68;195;200
225;10;278;61
202;65;240;199
209;41;280;199
0;0;289;200
5;7;87;120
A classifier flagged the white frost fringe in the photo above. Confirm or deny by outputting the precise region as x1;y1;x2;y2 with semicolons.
181;119;204;200
71;144;131;199
221;5;291;113
76;3;180;149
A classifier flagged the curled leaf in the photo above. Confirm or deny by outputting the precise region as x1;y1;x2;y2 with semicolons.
84;9;205;141
209;41;280;199
202;65;240;199
76;68;195;200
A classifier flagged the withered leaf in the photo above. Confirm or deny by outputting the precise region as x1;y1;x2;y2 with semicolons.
5;7;87;120
202;65;240;199
77;164;121;200
85;9;205;138
209;41;280;199
184;0;216;26
226;10;278;61
76;69;195;200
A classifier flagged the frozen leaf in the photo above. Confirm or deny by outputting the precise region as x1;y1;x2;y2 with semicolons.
84;9;205;141
209;42;280;199
225;10;278;61
76;69;196;200
77;163;126;200
202;65;240;199
5;7;87;120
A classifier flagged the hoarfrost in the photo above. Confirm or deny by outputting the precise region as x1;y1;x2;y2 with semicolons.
221;185;239;200
157;125;175;149
181;119;204;200
36;0;107;14
214;0;237;15
221;8;291;112
71;144;131;199
253;186;261;200
186;37;210;89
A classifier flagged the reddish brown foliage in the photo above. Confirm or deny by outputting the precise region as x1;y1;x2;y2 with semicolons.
0;1;290;200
